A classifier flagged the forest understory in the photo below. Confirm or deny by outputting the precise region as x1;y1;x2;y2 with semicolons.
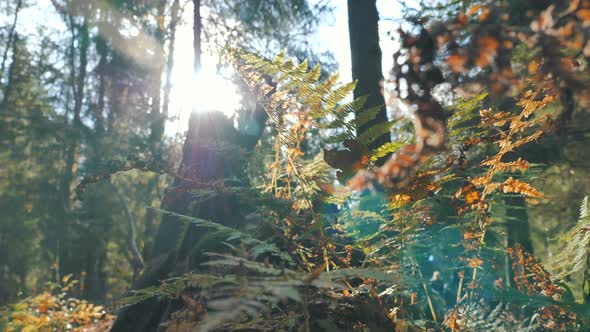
3;0;590;331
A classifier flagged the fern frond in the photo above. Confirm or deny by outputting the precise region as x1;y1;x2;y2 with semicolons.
448;92;488;130
370;142;405;162
355;104;385;129
451;303;526;331
553;196;590;279
357;120;397;146
157;209;295;265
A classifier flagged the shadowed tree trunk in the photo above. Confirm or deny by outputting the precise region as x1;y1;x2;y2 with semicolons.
347;0;390;151
111;111;260;331
0;0;23;79
347;0;391;226
162;0;180;119
148;0;167;158
59;19;88;286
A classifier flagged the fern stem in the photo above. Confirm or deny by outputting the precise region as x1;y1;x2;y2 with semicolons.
271;137;281;197
456;270;464;303
416;262;437;322
584;239;590;303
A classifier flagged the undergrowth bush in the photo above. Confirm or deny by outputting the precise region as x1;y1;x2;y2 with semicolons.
0;275;114;332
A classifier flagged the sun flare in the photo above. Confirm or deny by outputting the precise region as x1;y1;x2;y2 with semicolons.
165;12;243;135
174;70;241;114
167;69;242;134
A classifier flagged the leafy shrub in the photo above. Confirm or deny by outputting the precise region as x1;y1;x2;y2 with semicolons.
1;275;114;332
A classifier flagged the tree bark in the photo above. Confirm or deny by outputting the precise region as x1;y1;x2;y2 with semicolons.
347;0;390;151
62;19;88;210
193;0;202;76
112;111;251;331
162;0;180;119
148;0;167;156
95;37;107;134
59;19;88;281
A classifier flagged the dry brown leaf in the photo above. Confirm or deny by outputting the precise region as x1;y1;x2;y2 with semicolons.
467;257;484;268
500;177;547;199
466;4;482;17
447;54;468;72
576;9;590;21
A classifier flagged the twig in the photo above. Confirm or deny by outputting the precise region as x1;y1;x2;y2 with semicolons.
441;293;468;327
414;260;437;322
112;184;145;269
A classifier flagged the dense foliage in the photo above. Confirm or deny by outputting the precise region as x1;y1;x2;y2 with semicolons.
3;0;590;331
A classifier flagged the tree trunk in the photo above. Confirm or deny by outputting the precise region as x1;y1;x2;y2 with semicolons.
148;0;168;157
193;0;202;76
95;37;107;134
59;19;88;281
347;0;390;151
162;0;180;119
347;0;391;220
0;0;23;80
111;111;252;331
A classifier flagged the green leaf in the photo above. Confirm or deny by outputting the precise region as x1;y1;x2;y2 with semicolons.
370;141;405;161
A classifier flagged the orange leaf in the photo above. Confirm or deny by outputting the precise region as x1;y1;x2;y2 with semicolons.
447;54;467;72
476;37;499;67
528;61;540;74
568;0;580;13
479;37;499;51
576;9;590;21
479;8;491;21
559;22;574;38
456;13;468;25
467;257;484;268
500;177;547;199
437;34;451;46
390;193;413;208
464;190;480;204
466;4;481;17
463;231;481;240
454;182;476;199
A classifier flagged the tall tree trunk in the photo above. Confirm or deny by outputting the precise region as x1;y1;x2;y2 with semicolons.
59;19;89;289
193;0;202;76
347;0;390;151
49;12;97;298
162;0;180;118
95;37;107;134
347;0;390;217
112;112;250;331
0;33;20;136
142;180;160;261
62;19;88;210
148;1;167;157
0;0;23;80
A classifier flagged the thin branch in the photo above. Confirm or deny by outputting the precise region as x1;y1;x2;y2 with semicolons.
112;184;145;269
